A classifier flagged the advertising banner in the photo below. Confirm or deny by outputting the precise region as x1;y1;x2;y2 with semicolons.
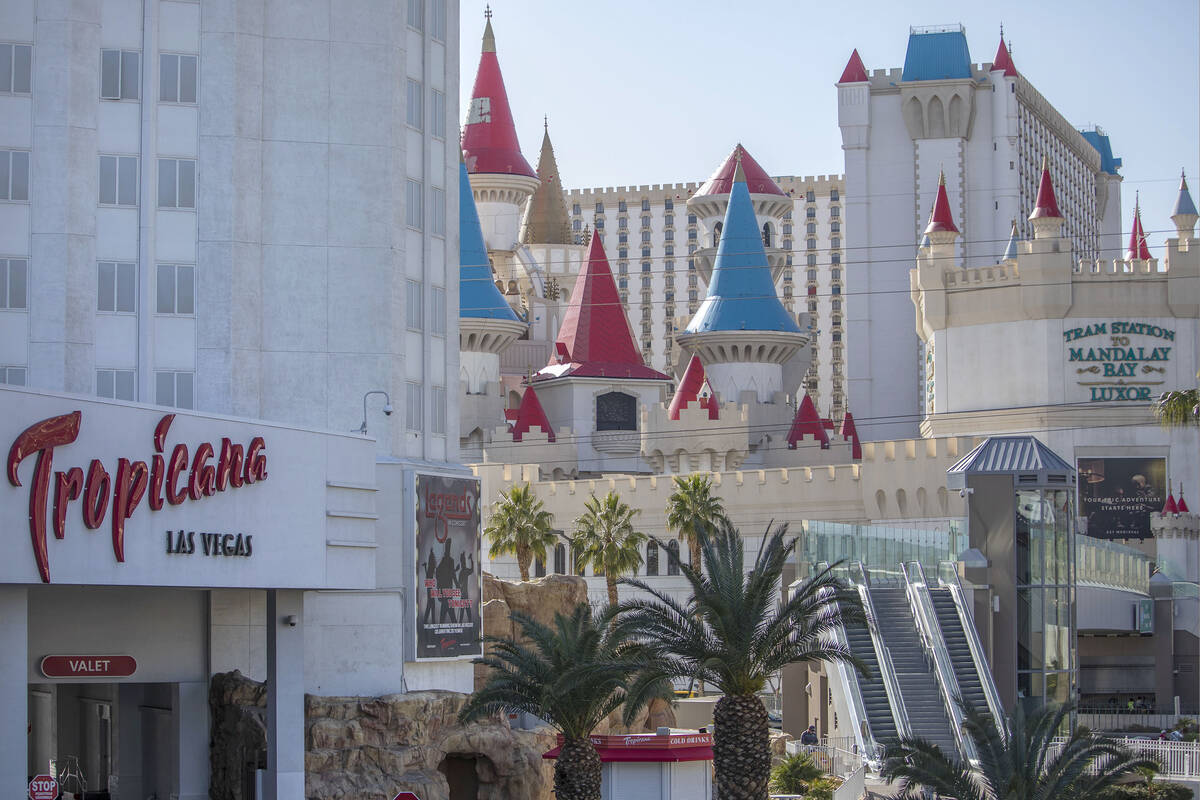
1077;457;1167;539
415;474;482;660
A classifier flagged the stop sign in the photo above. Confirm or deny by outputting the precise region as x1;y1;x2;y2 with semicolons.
28;774;58;800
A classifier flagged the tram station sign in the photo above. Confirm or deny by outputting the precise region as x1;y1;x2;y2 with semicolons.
1064;320;1174;403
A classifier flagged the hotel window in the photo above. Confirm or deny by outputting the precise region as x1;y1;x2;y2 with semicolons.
430;0;447;40
783;223;792;235
0;366;25;385
1;44;32;94
405;179;423;228
572;219;581;231
101;49;140;100
406;280;423;330
572;203;581;215
831;237;840;249
807;222;816;234
832;299;842;311
807;254;817;267
641;214;651;228
664;260;674;272
99;155;137;206
806;269;817;281
641;231;651;244
665;244;674;256
406;0;423;30
688;274;697;288
808;300;817;312
159;54;197;103
831;268;841;280
155;371;194;409
783;238;791;250
97;369;135;401
618;278;627;289
1;150;30;201
641;247;651;258
805;190;815;202
645;541;659;576
618;247;628;259
688;290;697;302
641;198;650;211
617;200;627;212
406;79;422;129
664;214;674;227
1;257;27;309
641;262;651;273
806;207;815;219
666;541;680;575
156;264;193;314
830;189;839;201
431;187;445;236
157;158;196;208
665;198;674;211
618;217;627;229
431;387;446;434
831;314;842;327
594;218;604;229
405;382;423;431
830;206;840;218
831;221;840;232
431;286;446;335
430;89;445;138
831;285;841;296
641;276;651;289
595;201;604;214
97;261;135;313
807;238;816;250
831;253;841;265
618;233;628;244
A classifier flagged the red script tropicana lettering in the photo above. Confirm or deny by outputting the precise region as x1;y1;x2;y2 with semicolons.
7;412;267;583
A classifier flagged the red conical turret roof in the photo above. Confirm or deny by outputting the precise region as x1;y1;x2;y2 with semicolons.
696;144;785;197
668;355;719;421
839;411;863;460
924;171;959;235
1178;487;1190;513
991;37;1017;77
787;394;830;449
1029;156;1062;220
538;233;670;381
461;14;537;179
1163;492;1178;514
1126;199;1152;261
511;385;554;442
839;49;869;83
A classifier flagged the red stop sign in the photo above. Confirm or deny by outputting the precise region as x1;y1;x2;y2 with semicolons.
29;774;58;800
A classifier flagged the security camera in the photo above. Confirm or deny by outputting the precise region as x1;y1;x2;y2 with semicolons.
959;487;974;498
284;614;298;628
382;403;394;416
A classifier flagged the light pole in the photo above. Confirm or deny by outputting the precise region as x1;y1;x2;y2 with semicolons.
356;390;393;434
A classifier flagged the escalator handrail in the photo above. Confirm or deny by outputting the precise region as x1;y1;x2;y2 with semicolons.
935;561;1007;731
901;561;979;765
814;561;878;764
849;562;913;743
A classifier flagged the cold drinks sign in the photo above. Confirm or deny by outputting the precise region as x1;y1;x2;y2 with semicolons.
6;410;266;583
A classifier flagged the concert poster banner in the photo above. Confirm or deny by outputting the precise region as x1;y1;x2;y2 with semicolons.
415;474;482;660
1077;457;1166;540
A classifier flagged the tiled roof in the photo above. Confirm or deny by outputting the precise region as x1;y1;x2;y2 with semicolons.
459;161;521;321
948;436;1075;484
1002;220;1020;261
510;385;554;442
924;171;959;235
1173;171;1198;218
685;160;801;335
787;394;830;449
537;233;669;381
668;355;718;421
1126;201;1152;261
902;26;973;82
695;144;785;197
1029;157;1062;220
990;36;1017;77
839;411;862;460
520;123;573;245
1080;129;1123;176
839;49;869;83
461;16;537;179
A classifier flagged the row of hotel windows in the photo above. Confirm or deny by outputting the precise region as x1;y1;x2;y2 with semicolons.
100;50;199;104
533;539;684;578
569;187;841;217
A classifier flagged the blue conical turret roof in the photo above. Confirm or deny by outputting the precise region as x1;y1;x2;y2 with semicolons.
459;161;521;322
684;162;800;335
1002;220;1020;261
1173;171;1198;218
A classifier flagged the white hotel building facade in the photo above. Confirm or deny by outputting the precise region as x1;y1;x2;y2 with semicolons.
0;1;473;797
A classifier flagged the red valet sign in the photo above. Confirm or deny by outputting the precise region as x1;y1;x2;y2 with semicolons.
6;411;268;583
41;655;138;679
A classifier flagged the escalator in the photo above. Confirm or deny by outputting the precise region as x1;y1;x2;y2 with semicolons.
930;587;990;722
841;618;899;747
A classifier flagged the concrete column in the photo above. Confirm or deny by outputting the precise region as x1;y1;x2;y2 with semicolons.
117;685;145;800
264;590;305;800
175;681;209;800
0;586;28;796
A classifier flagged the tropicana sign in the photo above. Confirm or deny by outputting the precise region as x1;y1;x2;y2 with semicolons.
6;411;267;583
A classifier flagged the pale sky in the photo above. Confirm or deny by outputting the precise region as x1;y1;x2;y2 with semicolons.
459;0;1199;256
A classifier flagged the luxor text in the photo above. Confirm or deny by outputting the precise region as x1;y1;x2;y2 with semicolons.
166;529;254;557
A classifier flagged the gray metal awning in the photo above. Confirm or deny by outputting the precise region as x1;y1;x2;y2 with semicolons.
946;435;1076;489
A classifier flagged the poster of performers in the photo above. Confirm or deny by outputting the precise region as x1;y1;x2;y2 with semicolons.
1077;457;1167;539
415;474;482;660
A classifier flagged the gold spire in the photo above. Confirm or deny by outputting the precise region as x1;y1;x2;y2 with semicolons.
938;167;946;186
733;144;746;183
519;121;573;245
482;6;495;53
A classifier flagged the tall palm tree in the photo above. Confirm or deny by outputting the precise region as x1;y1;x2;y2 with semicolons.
880;701;1156;800
573;492;646;605
665;473;728;573
460;604;670;800
484;483;557;581
1154;385;1199;428
610;520;865;800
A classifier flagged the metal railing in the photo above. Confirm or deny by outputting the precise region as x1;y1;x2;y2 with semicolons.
849;562;913;743
1049;736;1200;780
811;563;875;764
936;562;1007;730
901;561;978;764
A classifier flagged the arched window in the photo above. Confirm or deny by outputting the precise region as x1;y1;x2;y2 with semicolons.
534;555;546;578
646;541;659;576
553;543;567;575
666;541;680;576
762;222;773;248
596;391;637;431
712;221;723;248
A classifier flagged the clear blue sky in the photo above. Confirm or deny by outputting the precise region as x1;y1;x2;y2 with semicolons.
460;0;1199;256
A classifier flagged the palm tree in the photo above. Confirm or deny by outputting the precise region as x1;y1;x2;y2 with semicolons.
665;473;728;573
573;492;646;605
460;604;670;800
484;483;557;581
880;701;1156;800
609;520;865;800
1154;386;1199;428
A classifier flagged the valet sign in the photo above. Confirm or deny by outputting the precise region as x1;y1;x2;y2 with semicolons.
1064;321;1174;402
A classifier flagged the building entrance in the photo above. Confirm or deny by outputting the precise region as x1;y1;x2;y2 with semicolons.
28;683;180;800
